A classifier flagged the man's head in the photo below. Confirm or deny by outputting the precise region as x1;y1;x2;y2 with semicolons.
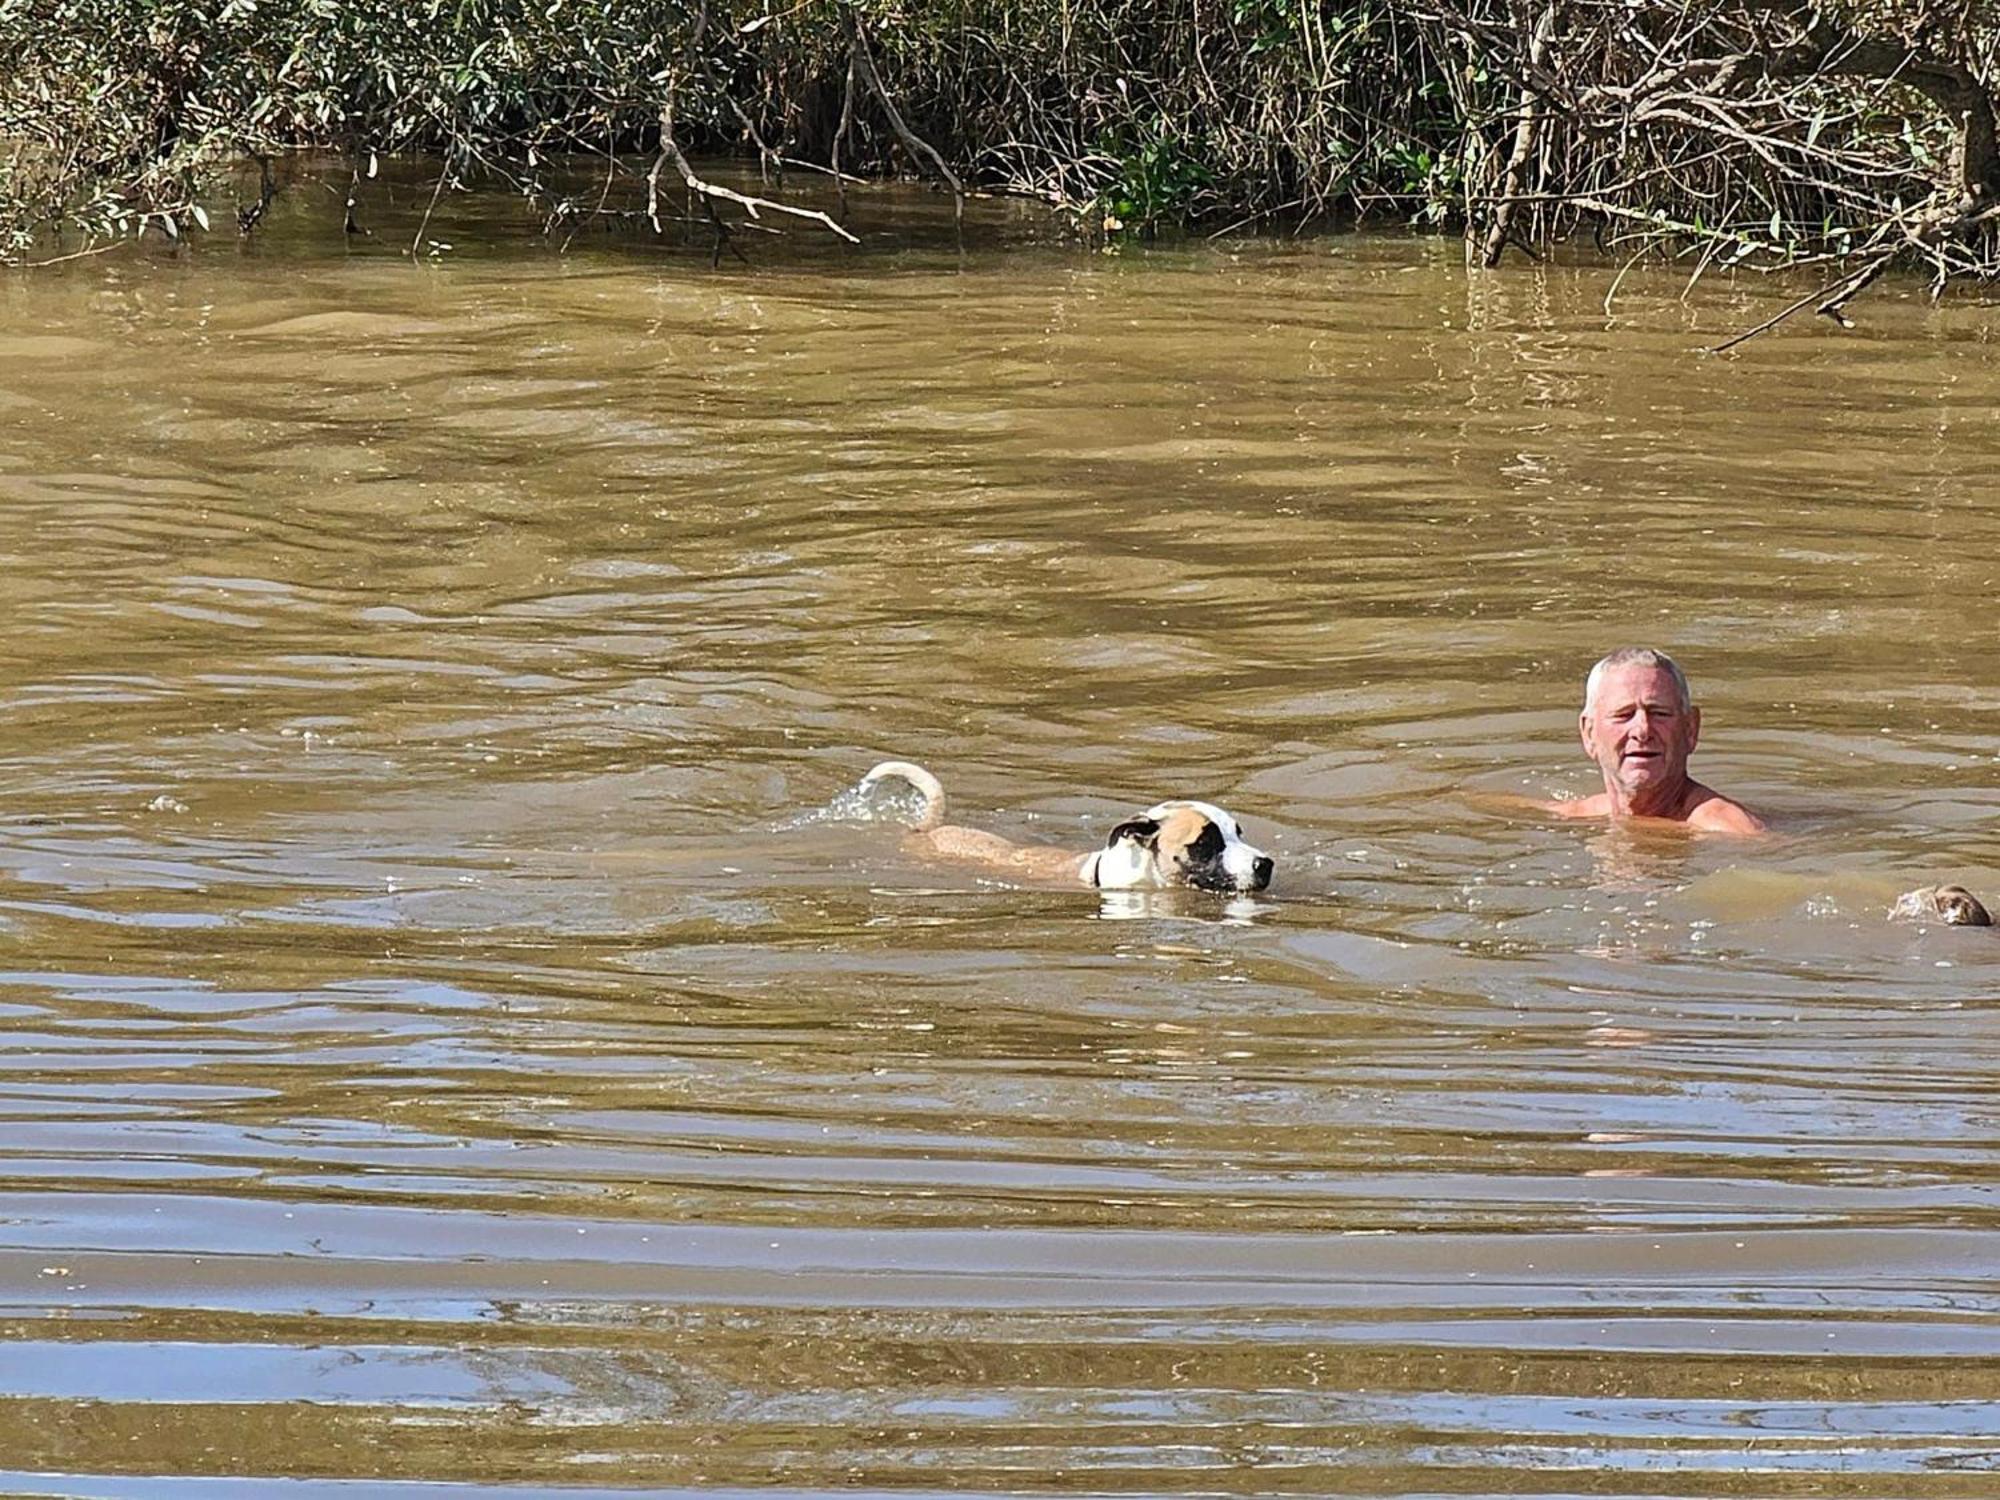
1580;647;1700;804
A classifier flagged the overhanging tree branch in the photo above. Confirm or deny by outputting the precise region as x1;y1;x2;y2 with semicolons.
652;101;860;244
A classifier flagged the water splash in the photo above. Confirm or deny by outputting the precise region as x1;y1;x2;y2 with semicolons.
773;772;931;831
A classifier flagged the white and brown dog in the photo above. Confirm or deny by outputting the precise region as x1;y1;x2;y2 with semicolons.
861;761;1274;893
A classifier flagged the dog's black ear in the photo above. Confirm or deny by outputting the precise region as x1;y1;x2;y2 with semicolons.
1944;888;1993;926
1106;818;1160;849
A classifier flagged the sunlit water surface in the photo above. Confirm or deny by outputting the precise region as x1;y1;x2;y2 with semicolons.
3;174;2000;1495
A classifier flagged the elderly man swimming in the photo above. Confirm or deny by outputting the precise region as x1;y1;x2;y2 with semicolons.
1551;647;1767;834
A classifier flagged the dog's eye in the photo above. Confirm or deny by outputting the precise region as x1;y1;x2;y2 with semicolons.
1180;821;1225;864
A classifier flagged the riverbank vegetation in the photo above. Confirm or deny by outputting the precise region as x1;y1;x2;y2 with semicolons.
4;2;1997;316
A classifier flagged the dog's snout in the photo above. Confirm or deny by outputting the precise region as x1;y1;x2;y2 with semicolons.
1250;855;1274;890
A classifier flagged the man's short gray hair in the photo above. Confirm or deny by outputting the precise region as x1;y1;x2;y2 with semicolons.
1584;647;1691;712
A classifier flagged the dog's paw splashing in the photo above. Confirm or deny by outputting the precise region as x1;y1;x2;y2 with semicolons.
773;772;932;831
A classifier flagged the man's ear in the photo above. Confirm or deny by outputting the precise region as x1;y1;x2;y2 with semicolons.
1106;818;1160;849
1578;711;1593;755
1687;705;1701;753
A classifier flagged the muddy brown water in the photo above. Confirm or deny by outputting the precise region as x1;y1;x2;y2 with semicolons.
3;177;2000;1495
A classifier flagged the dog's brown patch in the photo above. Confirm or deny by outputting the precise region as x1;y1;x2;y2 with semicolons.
914;825;1092;883
1152;806;1230;888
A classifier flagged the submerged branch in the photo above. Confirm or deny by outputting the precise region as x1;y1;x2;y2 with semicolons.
655;103;859;244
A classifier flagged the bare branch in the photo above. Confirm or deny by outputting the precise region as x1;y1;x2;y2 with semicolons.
849;11;966;229
1479;4;1558;267
655;103;859;245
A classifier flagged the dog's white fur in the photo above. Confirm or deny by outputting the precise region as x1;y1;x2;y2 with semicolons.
860;760;1273;892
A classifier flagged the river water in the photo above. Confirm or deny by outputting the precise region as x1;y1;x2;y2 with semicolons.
2;177;1999;1495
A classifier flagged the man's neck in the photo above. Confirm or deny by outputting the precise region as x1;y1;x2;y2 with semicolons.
1604;775;1694;821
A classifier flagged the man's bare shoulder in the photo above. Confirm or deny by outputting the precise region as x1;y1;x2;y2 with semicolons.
1682;787;1768;835
1515;788;1765;833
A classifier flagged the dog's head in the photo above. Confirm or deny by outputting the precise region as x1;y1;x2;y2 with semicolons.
1083;800;1273;893
1893;884;1993;926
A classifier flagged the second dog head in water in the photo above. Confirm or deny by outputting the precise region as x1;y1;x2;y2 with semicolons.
1892;884;1992;927
860;760;1273;893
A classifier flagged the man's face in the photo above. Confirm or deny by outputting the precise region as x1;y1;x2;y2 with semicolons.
1580;664;1701;796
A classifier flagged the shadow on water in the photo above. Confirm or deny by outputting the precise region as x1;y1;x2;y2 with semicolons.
4;176;2000;1492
